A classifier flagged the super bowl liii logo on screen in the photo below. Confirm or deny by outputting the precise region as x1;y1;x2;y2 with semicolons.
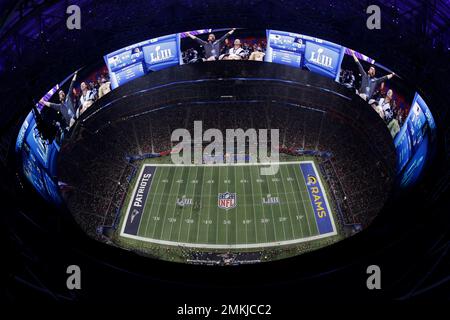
309;48;333;69
148;45;173;63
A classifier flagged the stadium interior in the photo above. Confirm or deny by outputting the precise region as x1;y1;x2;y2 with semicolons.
1;0;449;304
59;62;395;255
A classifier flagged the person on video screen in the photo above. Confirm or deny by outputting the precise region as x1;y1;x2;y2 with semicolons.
223;39;246;60
98;75;111;99
185;28;236;61
77;81;95;117
351;50;395;101
378;89;396;122
40;71;77;129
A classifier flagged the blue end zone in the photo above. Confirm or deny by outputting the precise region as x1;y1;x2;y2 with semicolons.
122;165;156;236
300;162;334;235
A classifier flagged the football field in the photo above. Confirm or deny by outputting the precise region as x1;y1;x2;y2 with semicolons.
119;160;337;249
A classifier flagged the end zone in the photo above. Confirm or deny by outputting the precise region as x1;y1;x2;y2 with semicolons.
120;165;156;236
299;161;337;235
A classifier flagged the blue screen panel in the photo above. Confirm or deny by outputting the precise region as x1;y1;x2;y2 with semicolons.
267;30;305;53
399;135;428;187
271;50;302;67
15;111;33;152
43;171;63;204
265;30;304;66
412;93;436;134
112;62;146;88
106;49;144;73
266;30;345;80
142;38;180;71
303;41;344;79
105;34;181;89
406;104;427;155
21;122;62;203
395;93;436;187
24;118;57;170
22;143;48;199
394;124;411;173
24;118;48;168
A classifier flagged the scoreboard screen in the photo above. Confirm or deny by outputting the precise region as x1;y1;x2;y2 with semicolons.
267;31;305;53
271;50;302;68
18;115;63;204
265;30;304;68
395;93;436;187
105;34;181;89
22;142;47;198
142;37;179;70
112;62;146;88
15;82;67;205
265;30;345;80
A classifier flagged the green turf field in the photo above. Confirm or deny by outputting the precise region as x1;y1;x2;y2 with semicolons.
118;160;337;250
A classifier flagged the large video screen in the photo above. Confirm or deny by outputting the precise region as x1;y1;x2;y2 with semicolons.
17;115;63;204
16;84;64;205
17;28;438;206
265;30;345;80
394;93;436;187
104;33;181;89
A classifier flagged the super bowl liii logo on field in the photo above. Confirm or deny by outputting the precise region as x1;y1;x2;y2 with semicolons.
218;192;237;210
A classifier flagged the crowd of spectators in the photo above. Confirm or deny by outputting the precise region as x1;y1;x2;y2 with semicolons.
58;120;135;239
187;252;262;265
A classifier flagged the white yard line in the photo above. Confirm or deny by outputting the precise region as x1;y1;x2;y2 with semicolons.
168;167;185;241
240;165;248;246
264;172;279;242
194;167;208;243
159;167;181;240
202;167;214;243
278;165;296;238
247;166;259;244
285;165;305;238
215;164;222;244
251;164;269;242
149;170;168;238
184;166;200;242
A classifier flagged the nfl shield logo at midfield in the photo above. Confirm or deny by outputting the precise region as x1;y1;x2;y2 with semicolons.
218;192;237;210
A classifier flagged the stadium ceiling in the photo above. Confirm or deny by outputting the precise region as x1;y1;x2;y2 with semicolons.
1;0;447;49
